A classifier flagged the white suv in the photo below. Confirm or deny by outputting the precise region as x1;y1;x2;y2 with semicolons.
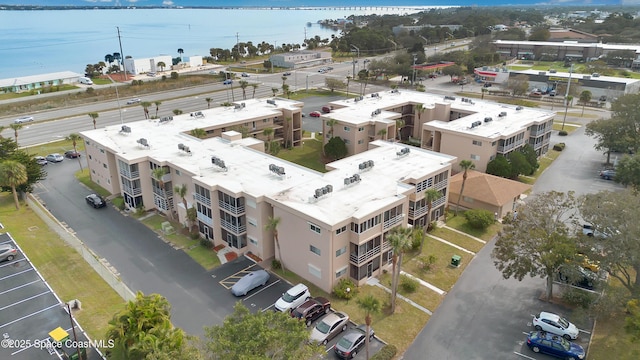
532;312;579;340
275;283;310;312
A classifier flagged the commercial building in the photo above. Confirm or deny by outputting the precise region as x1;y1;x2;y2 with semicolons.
269;50;332;69
80;97;455;292
0;71;83;93
123;55;174;75
319;89;555;173
492;39;640;63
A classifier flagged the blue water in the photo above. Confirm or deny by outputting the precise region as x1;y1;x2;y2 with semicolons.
0;7;431;79
0;1;623;6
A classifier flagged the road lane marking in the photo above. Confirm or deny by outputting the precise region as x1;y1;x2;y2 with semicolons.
513;352;536;359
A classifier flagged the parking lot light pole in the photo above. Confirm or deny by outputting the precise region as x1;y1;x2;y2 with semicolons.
350;45;360;79
562;64;574;131
107;75;124;125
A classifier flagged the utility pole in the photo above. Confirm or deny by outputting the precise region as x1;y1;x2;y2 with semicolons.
116;27;127;79
350;45;360;80
561;64;574;131
236;32;239;61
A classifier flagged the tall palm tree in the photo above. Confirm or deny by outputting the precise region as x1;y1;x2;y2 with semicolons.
422;188;441;252
0;160;28;210
141;102;152;119
177;48;184;61
9;123;22;145
415;103;425;122
395;119;405;142
190;128;206;139
377;128;387;140
262;127;274;152
271;87;278;97
356;294;381;360
455;160;475;216
265;216;285;273
104;54;114;66
205;97;212;109
387;226;412;314
239;80;249;100
88;112;99;129
579;90;592;116
326;119;337;138
251;83;259;98
173;184;190;229
152;167;173;219
157;61;166;72
66;133;84;171
154;101;162;118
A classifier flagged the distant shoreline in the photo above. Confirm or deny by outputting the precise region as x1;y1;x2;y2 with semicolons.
0;5;448;11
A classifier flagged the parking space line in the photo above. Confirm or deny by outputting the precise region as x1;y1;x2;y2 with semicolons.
218;264;258;289
0;303;61;329
0;268;34;280
514;352;536;359
262;303;276;312
0;291;50;311
0;279;41;295
578;328;591;335
242;279;280;302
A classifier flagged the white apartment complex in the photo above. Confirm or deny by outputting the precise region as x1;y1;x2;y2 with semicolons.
81;97;456;293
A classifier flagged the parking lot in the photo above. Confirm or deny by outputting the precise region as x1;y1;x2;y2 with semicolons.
210;257;384;359
0;233;102;360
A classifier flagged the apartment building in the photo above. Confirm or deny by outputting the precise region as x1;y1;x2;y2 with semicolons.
81;97;456;293
320;89;555;173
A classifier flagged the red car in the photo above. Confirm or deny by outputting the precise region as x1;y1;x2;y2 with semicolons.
309;111;321;117
290;297;331;327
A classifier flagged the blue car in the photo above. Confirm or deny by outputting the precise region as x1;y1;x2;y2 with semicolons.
526;331;585;360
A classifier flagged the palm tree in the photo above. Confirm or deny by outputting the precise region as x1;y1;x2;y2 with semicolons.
396;119;405;142
326;119;337;138
415;103;425;122
88;112;99;129
422;188;441;251
66;133;84;171
377;128;387;140
104;54;114;66
271;87;278;97
113;52;122;69
346;76;351;97
0;160;28;210
9;123;22;145
141;102;152;119
190;128;206;139
387;226;412;314
0;125;5;138
262;127;274;152
579;90;592;116
177;48;184;61
154;101;162;118
239;80;249;100
173;184;190;229
265;216;285;272
251;83;259;98
173;109;183;116
455;160;475;216
205;97;212;109
281;76;287;89
157;61;166;72
356;295;381;360
152;167;173;219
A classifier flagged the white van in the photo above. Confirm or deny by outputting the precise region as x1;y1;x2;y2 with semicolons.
79;77;93;85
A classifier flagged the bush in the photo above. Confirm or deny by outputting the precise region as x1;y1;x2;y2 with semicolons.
418;254;437;272
463;209;495;229
561;288;598;309
170;71;179;79
190;231;200;240
558;130;568;136
427;221;438;233
553;143;566;151
333;278;358;300
111;196;125;210
271;259;282;270
400;274;419;293
199;238;213;249
370;344;397;360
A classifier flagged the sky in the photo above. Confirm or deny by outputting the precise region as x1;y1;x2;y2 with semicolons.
0;0;631;7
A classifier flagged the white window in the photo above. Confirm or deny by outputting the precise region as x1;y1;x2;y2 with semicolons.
249;237;258;246
247;217;257;227
308;264;322;278
472;140;482;146
309;222;321;234
336;266;347;278
470;154;480;161
336;226;347;235
310;245;321;256
336;246;346;257
344;126;350;132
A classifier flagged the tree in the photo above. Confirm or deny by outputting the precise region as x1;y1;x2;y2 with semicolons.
506;74;529;97
157;61;166;72
154;101;162;118
585;117;628;165
520;144;539;174
204;302;323;360
395;119;405;142
173;184;190;229
66;133;84;171
528;27;550;41
580;189;640;295
107;291;198;360
177;48;184;61
9;123;22;145
492;191;579;301
152;167;173;219
356;295;381;360
486;156;511;178
377;128;387;140
441;64;464;80
205;97;212;109
616;154;640;192
387;226;413;314
625;299;640;341
262;127;274;152
265;216;284;272
579;90;592;116
324;136;348;160
507;151;532;179
191;128;206;139
423;188;441;246
141;102;152;119
0;160;28;210
88;112;99;129
251;83;259;98
239;80;248;100
325;78;346;93
0;138;46;193
271;87;278;97
455;160;475;216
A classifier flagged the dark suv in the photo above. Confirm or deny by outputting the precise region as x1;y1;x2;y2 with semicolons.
290;297;331;326
85;194;106;208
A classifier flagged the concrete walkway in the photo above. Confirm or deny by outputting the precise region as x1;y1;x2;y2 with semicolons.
442;225;486;244
429;234;476;255
366;278;433;315
400;271;446;296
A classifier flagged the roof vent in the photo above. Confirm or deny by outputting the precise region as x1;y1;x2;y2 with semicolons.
516;106;523;111
484;117;493;123
344;174;362;186
358;160;375;171
190;111;204;118
120;125;131;134
444;95;456;101
268;164;286;176
178;143;191;154
371;93;379;98
470;121;482;128
211;156;228;171
396;147;410;157
137;138;149;148
390;89;399;94
498;111;507;117
313;185;334;199
266;99;277;106
159;116;173;123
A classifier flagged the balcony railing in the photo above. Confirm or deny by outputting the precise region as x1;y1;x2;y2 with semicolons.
350;246;381;265
409;206;428;218
123;186;142;196
530;127;549;137
194;193;211;207
383;215;404;230
435;179;447;190
153;187;173;198
197;212;213;226
497;139;525;153
218;200;245;215
119;168;140;179
221;220;246;234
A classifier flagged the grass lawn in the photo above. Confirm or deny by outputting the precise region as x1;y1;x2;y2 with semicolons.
289;89;341;100
589;310;640;360
520;149;562;185
25;138;86;156
378;272;444;313
430;227;486;253
76;168;111;197
0;193;125;344
276;137;327;173
444;214;501;242
552;121;581;133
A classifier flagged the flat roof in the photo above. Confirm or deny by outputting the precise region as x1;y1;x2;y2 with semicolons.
0;233;103;360
492;39;640;54
0;71;83;87
511;69;640;85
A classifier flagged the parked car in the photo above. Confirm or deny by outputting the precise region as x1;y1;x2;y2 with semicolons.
126;98;141;105
334;325;375;359
600;169;616;180
241;72;249;77
483;82;492;88
45;153;64;163
321;106;332;113
223;79;233;85
14;116;34;124
529;91;543;98
526;331;585;360
64;150;81;159
231;270;269;296
275;283;311;312
283;72;292;76
310;311;349;345
290;297;331;326
549;90;557;96
557;264;599;290
147;72;156;77
532;312;579;340
309;111;321;117
0;244;18;262
34;156;48;166
85;194;106;209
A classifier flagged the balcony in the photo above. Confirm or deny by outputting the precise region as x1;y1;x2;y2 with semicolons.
530;127;549;137
153;187;173;198
122;186;141;196
435;179;447;190
350;246;381;265
219;200;245;215
409;206;428;218
194;193;211;207
221;219;246;234
119;167;140;179
383;214;403;230
197;212;213;226
497;139;525;153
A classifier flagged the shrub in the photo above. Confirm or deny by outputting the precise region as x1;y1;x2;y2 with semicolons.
111;196;125;210
199;238;213;249
333;278;358;300
271;259;282;270
427;221;438;233
135;204;146;216
370;344;397;360
463;209;495;229
561;288;598;309
190;231;200;240
553;143;566;151
170;71;179;79
400;274;419;293
418;254;437;272
558;130;568;136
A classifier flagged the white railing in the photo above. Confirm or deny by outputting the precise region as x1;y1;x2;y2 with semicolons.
194;193;211;207
218;200;245;215
349;246;381;264
221;220;247;234
383;215;403;230
197;212;213;226
409;206;428;218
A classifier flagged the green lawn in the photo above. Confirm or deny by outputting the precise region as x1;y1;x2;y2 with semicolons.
552;121;581;133
25;138;86;155
430;227;486;253
520;149;562;185
378;272;444;312
444;214;501;242
276;137;327;173
0;193;125;346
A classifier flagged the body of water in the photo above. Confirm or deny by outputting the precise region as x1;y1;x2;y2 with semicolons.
0;7;436;79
